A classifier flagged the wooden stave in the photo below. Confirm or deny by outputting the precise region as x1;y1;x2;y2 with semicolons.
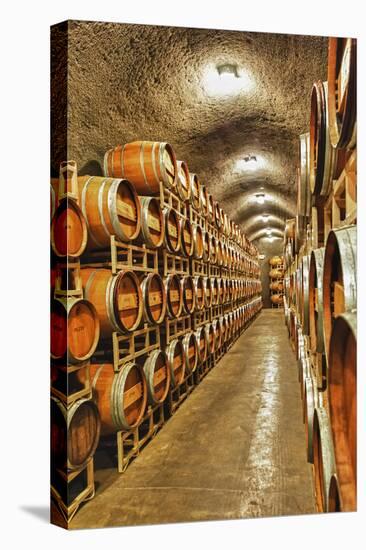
143;349;171;405
213;201;222;230
300;254;311;336
140;273;167;326
78;176;141;248
327;38;357;150
103;141;177;193
163;206;181;253
202;230;211;263
136;196;165;249
298;132;312;218
81;268;143;336
205;323;216;355
309;247;326;354
194;326;208;364
176;160;191;202
180;275;196;314
203;276;213;308
328;310;357;512
166;339;186;388
189;173;201;210
91;362;147;434
303;375;317;464
51;198;88;258
50;297;100;364
212;319;222;350
313;406;337;513
200;184;209;218
192;223;204;260
180;217;194;258
182;332;199;373
164;274;183;319
193;276;205;311
322;225;357;364
51;396;101;471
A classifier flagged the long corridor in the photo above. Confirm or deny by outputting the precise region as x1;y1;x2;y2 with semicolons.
71;310;316;528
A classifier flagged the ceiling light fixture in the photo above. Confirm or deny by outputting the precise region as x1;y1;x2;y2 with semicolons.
202;64;255;97
217;63;239;78
254;193;265;205
261;214;270;222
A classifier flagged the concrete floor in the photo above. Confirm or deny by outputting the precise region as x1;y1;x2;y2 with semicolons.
71;310;316;529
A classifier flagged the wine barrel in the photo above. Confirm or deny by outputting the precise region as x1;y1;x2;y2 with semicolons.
202;230;211;263
323;225;357;363
206;191;215;224
269;281;284;292
180;217;194;257
309;80;337;197
205;323;215;355
164;207;181;253
299;254;310;335
298;132;312;218
269;268;284;279
51;199;88;257
103;141;177;193
51;298;100;363
164;274;183;319
270;294;283;306
78;176;141;248
328;311;356;512
194;326;208;364
217;278;224;305
211;277;219;306
166;338;185;387
51;396;101;470
210;235;218;264
213;201;222;230
181;275;195;314
140;273;167;325
309;247;325;354
176;160;191;202
81;268;143;336
200;185;209;218
203;277;213;308
269;256;283;267
189;173;201;210
216;240;223;267
219;316;228;343
328;474;342;513
295;213;307;254
212;319;221;350
327;38;357;150
90;362;147;433
136;196;164;248
313;406;337;512
303;375;318;463
193;276;205;311
182;332;198;373
192;223;204;260
143;349;171;405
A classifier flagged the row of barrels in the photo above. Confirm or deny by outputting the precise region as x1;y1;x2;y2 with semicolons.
269;255;284;306
51;298;262;471
51;270;262;363
103;141;257;252
284;224;356;512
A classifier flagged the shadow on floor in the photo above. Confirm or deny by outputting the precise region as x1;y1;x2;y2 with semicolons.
20;505;49;523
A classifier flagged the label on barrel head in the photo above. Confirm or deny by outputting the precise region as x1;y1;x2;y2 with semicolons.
149;291;162;305
185;289;192;299
184;229;191;243
148;214;161;231
153;367;167;386
170;290;179;302
117;199;136;221
168;221;178;238
118;293;138;310
123;382;142;408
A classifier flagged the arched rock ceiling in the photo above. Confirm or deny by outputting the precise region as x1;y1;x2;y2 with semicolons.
52;21;328;241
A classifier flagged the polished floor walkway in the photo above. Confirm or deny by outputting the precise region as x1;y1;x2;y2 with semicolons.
71;310;316;529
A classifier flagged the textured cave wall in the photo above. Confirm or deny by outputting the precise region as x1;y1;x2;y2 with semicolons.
50;20;328;244
254;238;284;308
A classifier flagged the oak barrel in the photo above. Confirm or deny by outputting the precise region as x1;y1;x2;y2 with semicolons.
166;338;185;387
299;254;310;335
206;191;215;224
270;294;283;306
176;160;191;202
210;235;218;264
210;277;219;306
202;230;211;263
193;276;205;311
327;38;357;150
164;274;183;319
182;332;199;373
269;256;283;267
189;173;201;210
136;196;165;248
297;132;312;218
194;326;208;364
181;275;196;314
143;349;171;405
323;225;356;363
303;375;317;463
180;217;194;257
140;273;167;325
103;141;177;193
51;199;88;258
91;363;147;433
309;247;326;355
81;268;143;336
78;176;141;248
51;396;101;470
164;206;181;253
192;223;204;260
205;323;215;355
328;311;357;512
213;201;222;230
212;319;221;350
200;185;209;218
313;406;337;512
51;298;100;363
203;277;213;308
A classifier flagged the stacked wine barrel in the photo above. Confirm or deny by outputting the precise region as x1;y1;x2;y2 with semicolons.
51;141;262;521
268;256;284;307
284;37;357;515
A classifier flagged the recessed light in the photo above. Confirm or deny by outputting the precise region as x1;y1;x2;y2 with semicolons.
254;193;265;205
202;64;255;97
